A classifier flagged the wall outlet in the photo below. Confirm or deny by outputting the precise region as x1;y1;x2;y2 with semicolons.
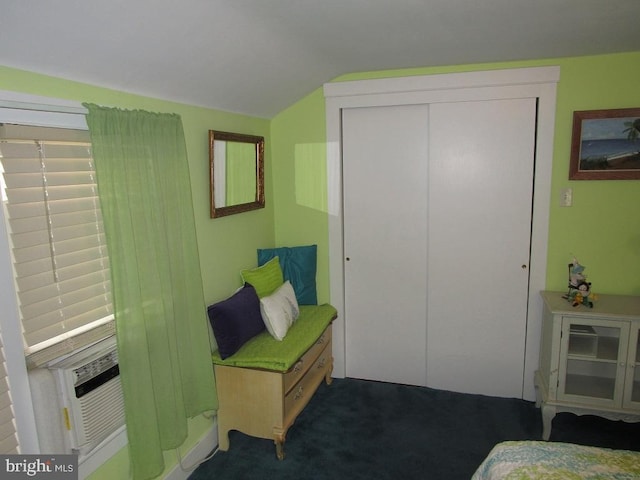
560;188;572;207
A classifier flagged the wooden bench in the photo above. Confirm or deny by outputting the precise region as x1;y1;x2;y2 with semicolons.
212;304;337;459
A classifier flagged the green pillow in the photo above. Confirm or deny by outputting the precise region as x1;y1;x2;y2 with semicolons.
241;256;284;298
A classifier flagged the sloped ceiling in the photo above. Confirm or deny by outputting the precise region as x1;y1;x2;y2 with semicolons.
1;1;639;118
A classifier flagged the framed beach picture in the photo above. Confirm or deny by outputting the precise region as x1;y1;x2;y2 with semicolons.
569;108;640;180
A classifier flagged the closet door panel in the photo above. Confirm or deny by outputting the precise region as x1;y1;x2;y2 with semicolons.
426;98;537;397
342;104;429;387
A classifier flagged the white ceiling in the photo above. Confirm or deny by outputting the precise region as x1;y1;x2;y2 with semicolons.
1;1;639;118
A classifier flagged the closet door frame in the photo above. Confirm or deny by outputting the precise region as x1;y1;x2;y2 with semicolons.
324;66;560;401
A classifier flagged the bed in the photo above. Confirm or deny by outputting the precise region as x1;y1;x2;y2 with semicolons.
472;441;640;479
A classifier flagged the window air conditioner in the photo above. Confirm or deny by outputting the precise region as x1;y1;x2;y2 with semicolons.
29;336;126;463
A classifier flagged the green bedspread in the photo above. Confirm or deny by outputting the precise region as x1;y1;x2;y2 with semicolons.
211;304;337;372
472;441;640;479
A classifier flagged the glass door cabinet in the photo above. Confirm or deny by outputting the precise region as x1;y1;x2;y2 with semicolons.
536;291;640;439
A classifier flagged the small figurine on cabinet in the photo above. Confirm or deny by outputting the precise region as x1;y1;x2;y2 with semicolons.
563;258;594;308
572;281;593;308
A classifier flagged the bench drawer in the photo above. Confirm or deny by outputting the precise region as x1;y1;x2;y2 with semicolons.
283;325;331;394
284;337;332;416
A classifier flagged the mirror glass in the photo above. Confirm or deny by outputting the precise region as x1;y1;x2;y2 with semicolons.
209;130;264;218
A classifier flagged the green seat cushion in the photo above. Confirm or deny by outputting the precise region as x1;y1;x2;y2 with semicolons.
212;304;337;371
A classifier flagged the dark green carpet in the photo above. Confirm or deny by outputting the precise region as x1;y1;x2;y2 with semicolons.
188;378;640;480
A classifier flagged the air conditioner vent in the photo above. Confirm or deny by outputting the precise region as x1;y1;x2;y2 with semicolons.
78;376;125;444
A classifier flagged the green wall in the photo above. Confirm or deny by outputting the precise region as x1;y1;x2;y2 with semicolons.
0;66;275;478
271;51;640;298
270;89;331;303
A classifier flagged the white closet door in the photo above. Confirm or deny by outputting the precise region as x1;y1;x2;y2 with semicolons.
342;104;429;386
426;98;536;397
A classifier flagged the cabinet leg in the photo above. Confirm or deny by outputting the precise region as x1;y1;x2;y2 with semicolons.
541;404;556;441
325;371;333;385
325;361;334;385
534;385;541;408
275;440;285;460
217;425;230;451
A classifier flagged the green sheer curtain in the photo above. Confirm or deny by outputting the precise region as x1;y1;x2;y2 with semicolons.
84;105;217;480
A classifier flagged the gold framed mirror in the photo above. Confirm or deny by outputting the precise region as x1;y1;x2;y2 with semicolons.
209;130;265;218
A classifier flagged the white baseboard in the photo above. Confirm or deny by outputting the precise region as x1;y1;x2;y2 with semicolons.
164;418;218;480
78;426;128;480
75;418;217;480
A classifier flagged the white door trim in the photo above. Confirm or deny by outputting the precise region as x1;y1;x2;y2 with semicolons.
324;66;559;400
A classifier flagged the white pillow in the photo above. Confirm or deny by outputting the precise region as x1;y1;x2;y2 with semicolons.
259;281;300;341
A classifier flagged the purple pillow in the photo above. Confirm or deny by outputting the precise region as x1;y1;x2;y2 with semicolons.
207;284;265;359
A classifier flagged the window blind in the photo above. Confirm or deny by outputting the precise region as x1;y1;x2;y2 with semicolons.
0;124;114;366
0;334;19;453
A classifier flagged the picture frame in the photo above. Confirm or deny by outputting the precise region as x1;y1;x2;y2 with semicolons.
569;108;640;180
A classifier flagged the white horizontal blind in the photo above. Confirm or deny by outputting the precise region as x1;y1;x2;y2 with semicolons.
0;124;114;366
0;334;19;453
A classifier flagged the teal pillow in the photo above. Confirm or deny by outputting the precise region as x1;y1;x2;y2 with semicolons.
241;256;284;298
257;245;317;305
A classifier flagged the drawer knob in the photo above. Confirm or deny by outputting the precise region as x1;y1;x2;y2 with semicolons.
317;335;325;345
317;357;326;368
293;360;304;373
294;385;304;400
